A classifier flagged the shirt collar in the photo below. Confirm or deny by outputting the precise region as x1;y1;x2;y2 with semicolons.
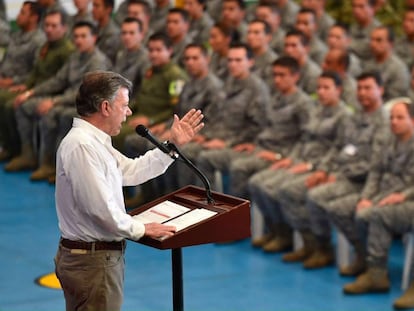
72;117;112;146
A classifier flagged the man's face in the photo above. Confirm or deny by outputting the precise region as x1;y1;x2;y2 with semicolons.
322;50;342;72
148;39;171;66
247;22;270;50
357;77;383;109
166;13;188;39
16;4;32;29
370;28;391;57
390;102;414;137
352;0;372;23
272;65;298;93
284;35;306;61
295;12;315;39
209;26;228;52
128;4;149;24
73;26;96;53
184;0;203;18
403;11;414;36
227;47;251;79
44;13;67;42
121;21;142;50
184;46;208;77
302;0;323;11
92;0;111;22
255;6;280;30
74;0;91;11
327;26;349;50
107;87;132;136
317;77;341;106
221;1;244;26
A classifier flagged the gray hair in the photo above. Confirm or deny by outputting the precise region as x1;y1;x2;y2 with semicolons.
76;71;132;117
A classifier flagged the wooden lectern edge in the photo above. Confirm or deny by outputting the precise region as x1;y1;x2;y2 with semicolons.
127;185;251;250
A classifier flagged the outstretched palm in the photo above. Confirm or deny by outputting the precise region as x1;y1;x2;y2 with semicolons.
170;109;204;146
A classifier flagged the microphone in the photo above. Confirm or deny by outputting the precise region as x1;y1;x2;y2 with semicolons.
135;124;178;159
135;124;215;204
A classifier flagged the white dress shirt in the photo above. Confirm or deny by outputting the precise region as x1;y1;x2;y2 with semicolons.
55;118;174;242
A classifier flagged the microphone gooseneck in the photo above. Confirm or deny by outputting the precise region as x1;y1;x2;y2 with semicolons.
135;125;215;204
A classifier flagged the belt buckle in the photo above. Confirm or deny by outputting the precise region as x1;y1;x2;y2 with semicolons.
70;249;88;254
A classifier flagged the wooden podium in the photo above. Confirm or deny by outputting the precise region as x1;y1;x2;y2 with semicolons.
128;185;250;311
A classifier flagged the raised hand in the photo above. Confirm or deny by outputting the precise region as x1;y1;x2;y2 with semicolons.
169;109;204;146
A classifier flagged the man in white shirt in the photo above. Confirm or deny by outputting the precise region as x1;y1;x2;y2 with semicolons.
54;70;203;311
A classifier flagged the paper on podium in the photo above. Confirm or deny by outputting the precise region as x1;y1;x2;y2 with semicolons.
132;200;190;224
164;208;217;232
132;199;217;233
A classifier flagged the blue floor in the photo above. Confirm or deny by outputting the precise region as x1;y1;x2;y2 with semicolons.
0;163;410;311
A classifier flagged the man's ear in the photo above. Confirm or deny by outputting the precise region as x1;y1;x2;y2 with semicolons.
101;100;111;117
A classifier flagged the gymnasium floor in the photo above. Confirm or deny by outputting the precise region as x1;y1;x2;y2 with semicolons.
0;164;410;311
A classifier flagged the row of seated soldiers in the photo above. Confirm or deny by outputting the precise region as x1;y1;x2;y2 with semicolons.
1;1;414;309
4;0;414;174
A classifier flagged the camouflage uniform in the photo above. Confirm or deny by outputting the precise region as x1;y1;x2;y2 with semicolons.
118;61;188;155
0;37;74;157
251;49;278;90
231;88;311;199
306;107;388;247
0;28;46;84
112;46;149;93
96;19;121;65
209;52;228;82
15;48;110;162
299;58;322;95
195;73;270;190
173;72;225;188
349;18;381;61
188;13;214;46
274;101;350;232
363;53;410;101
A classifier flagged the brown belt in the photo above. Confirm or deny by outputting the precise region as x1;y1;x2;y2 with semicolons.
60;238;126;251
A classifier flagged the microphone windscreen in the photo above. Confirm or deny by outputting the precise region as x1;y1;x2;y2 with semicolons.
135;124;148;137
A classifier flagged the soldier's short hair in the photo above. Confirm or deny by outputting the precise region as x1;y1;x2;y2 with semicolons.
168;8;190;23
373;25;395;43
357;71;383;87
184;43;209;56
249;19;272;35
128;0;151;16
297;7;317;20
223;0;246;10
23;1;42;22
272;56;300;74
45;9;69;26
256;2;280;15
122;17;143;33
320;71;343;87
285;29;310;47
102;0;115;9
76;71;132;117
73;21;98;36
229;42;253;59
148;32;172;49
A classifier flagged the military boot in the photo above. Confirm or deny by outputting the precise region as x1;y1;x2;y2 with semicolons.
282;230;315;262
0;148;11;162
343;267;390;294
393;281;414;309
340;241;367;276
30;154;55;181
251;233;274;248
303;239;334;269
4;144;37;172
262;223;293;252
